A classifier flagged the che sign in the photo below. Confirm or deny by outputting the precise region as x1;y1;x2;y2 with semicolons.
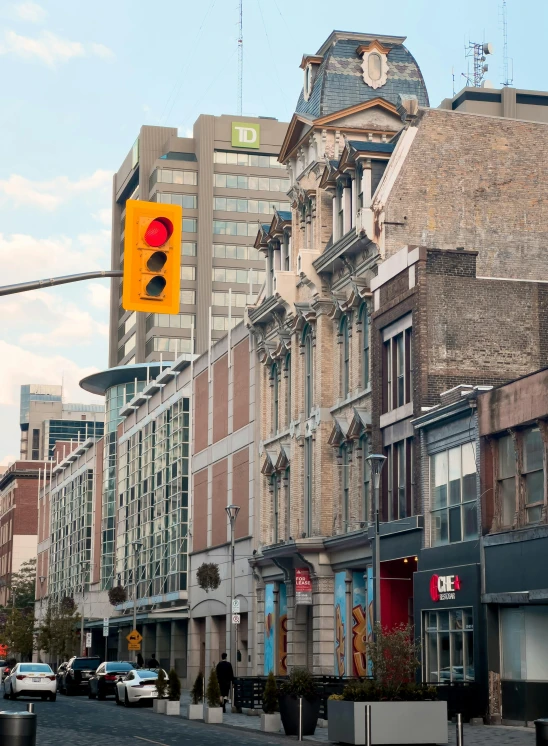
295;568;312;605
232;614;241;625
231;599;240;614
232;122;260;149
430;574;461;602
85;632;92;649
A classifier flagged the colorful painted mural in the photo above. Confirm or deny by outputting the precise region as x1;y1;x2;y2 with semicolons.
367;566;374;675
264;584;275;675
351;571;367;677
278;582;287;674
334;571;347;676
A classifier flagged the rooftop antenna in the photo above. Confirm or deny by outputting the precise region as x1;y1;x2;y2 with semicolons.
501;0;513;86
452;66;455;97
462;40;493;88
237;0;243;115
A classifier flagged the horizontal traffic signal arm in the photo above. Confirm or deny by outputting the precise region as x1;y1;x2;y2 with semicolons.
0;270;123;297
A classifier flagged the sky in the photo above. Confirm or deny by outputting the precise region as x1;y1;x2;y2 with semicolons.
0;0;546;465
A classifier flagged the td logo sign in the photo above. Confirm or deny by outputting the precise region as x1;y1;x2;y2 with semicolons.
232;122;260;149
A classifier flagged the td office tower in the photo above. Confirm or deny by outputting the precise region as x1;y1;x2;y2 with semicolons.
109;115;289;365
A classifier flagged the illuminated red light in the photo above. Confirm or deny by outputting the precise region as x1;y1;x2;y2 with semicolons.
144;218;173;247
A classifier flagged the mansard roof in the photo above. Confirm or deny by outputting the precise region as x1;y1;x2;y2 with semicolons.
295;31;429;120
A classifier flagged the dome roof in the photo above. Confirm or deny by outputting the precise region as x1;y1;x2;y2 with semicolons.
296;31;429;120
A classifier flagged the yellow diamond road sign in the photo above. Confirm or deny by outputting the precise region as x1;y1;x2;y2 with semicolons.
126;630;142;644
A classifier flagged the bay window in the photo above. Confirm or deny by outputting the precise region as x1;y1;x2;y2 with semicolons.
431;442;477;546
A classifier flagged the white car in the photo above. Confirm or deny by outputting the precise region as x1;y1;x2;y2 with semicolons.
115;668;166;707
3;663;57;701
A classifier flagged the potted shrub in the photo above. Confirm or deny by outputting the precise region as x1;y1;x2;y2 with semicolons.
165;668;181;716
278;668;320;737
261;671;281;733
204;667;223;724
188;671;204;720
153;668;167;714
327;624;448;745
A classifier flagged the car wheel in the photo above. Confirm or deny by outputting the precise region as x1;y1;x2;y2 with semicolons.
50;693;56;702
3;686;8;700
10;685;17;700
124;690;132;708
88;687;96;699
41;694;47;701
97;689;105;701
115;688;122;706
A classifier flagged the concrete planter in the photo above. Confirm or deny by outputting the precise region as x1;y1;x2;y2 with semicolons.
153;699;167;714
327;699;448;745
204;706;223;724
260;713;281;733
165;700;180;716
188;703;204;720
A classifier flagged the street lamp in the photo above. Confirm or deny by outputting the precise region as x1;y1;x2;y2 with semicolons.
38;576;46;614
132;541;142;663
225;505;240;673
366;454;387;628
80;562;90;656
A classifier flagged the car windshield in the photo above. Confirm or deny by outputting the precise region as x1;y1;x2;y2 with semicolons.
72;659;101;671
106;662;134;672
137;670;158;679
20;664;52;673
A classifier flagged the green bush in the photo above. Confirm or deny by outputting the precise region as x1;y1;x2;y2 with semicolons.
167;668;181;702
206;667;221;708
262;671;278;714
155;668;167;699
191;671;204;705
279;668;318;701
340;681;438;702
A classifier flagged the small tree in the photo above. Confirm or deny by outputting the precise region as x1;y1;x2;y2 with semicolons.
369;623;420;695
37;599;81;662
196;563;221;593
0;607;34;661
108;585;127;606
155;668;167;699
206;667;221;708
191;671;204;704
262;670;278;714
9;559;37;609
168;668;181;702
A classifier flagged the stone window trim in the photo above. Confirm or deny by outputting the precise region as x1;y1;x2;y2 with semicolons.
489;421;548;532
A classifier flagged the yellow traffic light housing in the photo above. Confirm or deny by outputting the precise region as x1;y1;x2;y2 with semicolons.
122;200;182;314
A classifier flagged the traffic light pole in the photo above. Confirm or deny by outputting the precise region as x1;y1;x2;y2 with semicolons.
0;270;123;296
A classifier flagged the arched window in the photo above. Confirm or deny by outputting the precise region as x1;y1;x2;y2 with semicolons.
284;467;291;540
341;444;350;532
285;353;291;426
340;316;350;398
271;473;279;543
360;303;370;389
303;325;313;418
271;363;279;434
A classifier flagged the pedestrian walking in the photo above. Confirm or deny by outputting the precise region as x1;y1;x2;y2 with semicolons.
216;653;234;713
136;653;144;668
146;653;160;669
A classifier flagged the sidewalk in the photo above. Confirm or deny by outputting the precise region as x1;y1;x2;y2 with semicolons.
179;691;535;745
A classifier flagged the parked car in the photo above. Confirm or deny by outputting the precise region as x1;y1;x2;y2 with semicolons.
3;663;56;701
61;656;101;695
0;661;7;682
115;668;166;707
56;662;68;690
88;661;134;700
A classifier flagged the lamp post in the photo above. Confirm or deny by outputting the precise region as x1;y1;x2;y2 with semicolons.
80;562;90;656
366;454;387;628
132;541;142;663
225;505;240;671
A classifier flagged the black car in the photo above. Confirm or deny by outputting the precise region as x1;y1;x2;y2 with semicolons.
61;657;101;695
88;662;134;700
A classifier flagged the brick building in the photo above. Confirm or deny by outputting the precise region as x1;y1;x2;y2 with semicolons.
0;461;42;606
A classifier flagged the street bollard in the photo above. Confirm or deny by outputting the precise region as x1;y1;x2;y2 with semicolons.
456;713;464;746
26;704;34;714
0;709;37;746
365;703;372;746
298;696;303;741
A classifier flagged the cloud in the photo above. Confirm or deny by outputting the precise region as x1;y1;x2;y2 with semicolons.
92;207;112;226
13;2;47;23
0;30;114;66
87;283;111;310
1;291;108;348
0;169;112;210
0;230;110;285
0;339;102;410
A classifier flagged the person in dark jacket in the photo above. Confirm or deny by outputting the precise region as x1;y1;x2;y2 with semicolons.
136;653;144;668
146;653;160;668
216;653;234;712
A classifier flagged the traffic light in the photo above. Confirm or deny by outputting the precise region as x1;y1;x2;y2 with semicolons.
122;200;182;314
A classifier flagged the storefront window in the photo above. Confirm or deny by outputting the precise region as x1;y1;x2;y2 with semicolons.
424;608;474;683
501;606;548;681
431;443;477;546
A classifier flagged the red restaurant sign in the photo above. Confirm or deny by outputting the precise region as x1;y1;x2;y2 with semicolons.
430;574;461;602
295;568;312;605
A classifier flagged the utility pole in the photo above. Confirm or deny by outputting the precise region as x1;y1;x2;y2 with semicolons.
237;0;243;115
132;541;142;663
225;505;240;673
366;455;387;629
